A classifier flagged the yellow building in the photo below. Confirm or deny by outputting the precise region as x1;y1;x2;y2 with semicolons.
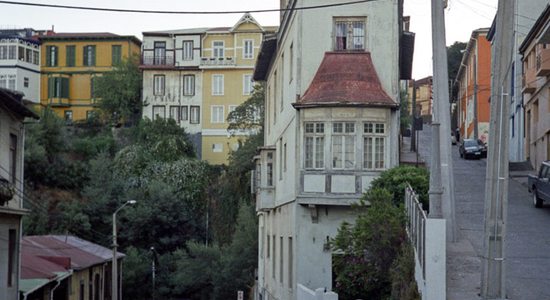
39;32;141;121
200;14;277;164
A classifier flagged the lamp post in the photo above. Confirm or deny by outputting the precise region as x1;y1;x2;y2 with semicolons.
112;200;136;300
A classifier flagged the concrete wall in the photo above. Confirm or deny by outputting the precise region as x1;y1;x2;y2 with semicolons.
0;214;21;300
297;284;338;300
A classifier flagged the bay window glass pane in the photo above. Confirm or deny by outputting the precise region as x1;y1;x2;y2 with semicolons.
305;137;313;168
315;136;324;168
345;135;355;168
364;137;373;169
375;137;384;169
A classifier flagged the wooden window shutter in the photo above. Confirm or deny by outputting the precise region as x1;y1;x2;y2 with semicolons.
83;46;88;65
46;46;51;66
53;46;58;66
61;77;69;98
47;77;54;98
92;46;96;66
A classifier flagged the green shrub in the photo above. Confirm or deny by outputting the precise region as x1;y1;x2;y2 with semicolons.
369;165;429;209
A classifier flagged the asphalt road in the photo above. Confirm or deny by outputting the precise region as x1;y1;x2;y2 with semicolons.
416;126;550;300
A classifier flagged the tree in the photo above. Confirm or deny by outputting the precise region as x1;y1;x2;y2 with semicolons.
447;41;467;101
369;165;429;209
94;56;142;126
227;84;264;132
332;188;408;299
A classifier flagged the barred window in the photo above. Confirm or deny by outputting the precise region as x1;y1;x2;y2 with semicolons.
334;18;366;51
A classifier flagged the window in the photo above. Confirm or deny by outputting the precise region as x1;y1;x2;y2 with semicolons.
190;106;200;124
154;41;166;64
182;41;193;60
272;235;276;279
183;75;195;96
228;105;238;123
332;122;356;169
112;45;122;65
0;45;7;59
243;39;253;59
181;106;188;121
24;77;29;88
212;41;224;58
279;138;283;180
170;106;180;122
211;105;224;123
8;229;16;287
47;77;69;98
152;105;165;120
288;237;293;288
9;134;17;184
334;18;366;50
153;75;165;96
32;50;39;65
0;75;5;88
212;74;224;95
284;143;287;172
267;234;270;258
66;45;75;67
363;123;386;169
305;122;325;169
83;45;96;66
267;152;274;187
86;110;95;120
243;74;253;95
18;46;24;60
8;45;16;59
212;143;223;152
25;48;32;63
46;45;58;66
280;236;284;283
8;77;15;90
64;110;73;122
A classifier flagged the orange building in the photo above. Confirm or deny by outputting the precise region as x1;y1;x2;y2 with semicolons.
455;28;492;144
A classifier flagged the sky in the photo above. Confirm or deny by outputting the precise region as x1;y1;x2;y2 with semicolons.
0;0;498;78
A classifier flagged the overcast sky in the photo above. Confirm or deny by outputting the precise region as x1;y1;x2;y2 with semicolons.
0;0;498;78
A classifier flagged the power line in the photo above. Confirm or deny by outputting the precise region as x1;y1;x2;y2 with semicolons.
0;0;374;15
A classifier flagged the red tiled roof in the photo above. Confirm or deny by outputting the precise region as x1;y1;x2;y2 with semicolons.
294;52;397;109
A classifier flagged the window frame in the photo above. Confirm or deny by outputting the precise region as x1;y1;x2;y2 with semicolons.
169;106;181;122
243;74;253;95
66;45;75;67
46;45;58;67
181;106;189;121
183;74;195;96
211;105;225;124
243;39;254;59
332;122;356;169
304;122;325;169
212;40;225;58
212;74;224;96
112;45;122;65
182;40;194;60
190;106;200;124
363;122;386;170
334;17;366;51
152;105;166;120
83;45;96;67
153;75;165;96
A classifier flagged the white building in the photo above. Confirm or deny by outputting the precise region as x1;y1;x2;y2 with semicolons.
253;0;408;299
0;88;38;300
487;0;548;162
0;29;41;104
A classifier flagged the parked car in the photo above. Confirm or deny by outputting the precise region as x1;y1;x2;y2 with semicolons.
459;139;484;159
528;161;550;208
478;139;487;158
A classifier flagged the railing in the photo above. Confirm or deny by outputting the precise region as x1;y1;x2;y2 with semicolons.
405;184;446;300
200;56;235;66
141;53;175;66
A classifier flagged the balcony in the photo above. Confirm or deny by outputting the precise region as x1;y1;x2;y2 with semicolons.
200;57;235;67
141;51;175;68
536;48;550;76
522;70;537;94
48;97;70;107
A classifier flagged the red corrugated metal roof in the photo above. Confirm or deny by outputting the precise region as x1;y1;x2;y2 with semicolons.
22;235;119;271
20;252;69;279
294;52;397;109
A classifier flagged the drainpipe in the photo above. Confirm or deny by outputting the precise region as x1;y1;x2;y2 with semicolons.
49;279;61;300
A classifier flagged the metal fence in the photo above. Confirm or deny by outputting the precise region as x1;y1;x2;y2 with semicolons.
405;184;426;278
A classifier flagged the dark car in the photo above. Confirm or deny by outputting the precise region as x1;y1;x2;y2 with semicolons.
528;161;550;208
459;138;485;159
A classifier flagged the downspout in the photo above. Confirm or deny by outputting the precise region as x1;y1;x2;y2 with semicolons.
49;279;61;300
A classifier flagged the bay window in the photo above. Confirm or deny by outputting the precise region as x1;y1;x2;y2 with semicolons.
332;122;355;169
304;122;325;169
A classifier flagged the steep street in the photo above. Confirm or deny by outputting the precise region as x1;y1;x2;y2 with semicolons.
416;126;550;300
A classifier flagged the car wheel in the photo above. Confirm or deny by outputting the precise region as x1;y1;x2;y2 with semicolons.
533;189;543;208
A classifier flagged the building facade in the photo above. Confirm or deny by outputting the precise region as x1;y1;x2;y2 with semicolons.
0;88;38;300
488;0;548;162
520;4;550;169
253;0;405;299
39;32;141;122
0;29;41;104
141;13;276;164
456;28;491;144
408;76;432;120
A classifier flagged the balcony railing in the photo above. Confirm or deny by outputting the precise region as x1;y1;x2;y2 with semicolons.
200;57;235;66
48;97;70;107
141;53;175;67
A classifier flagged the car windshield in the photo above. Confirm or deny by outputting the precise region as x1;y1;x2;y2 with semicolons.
464;140;477;147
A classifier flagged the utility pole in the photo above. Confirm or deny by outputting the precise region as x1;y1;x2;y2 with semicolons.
481;0;513;298
431;0;457;241
473;52;479;140
411;79;417;152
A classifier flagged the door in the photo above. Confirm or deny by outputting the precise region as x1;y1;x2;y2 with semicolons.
154;42;166;65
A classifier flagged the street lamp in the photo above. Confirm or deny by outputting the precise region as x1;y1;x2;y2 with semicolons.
112;200;136;300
